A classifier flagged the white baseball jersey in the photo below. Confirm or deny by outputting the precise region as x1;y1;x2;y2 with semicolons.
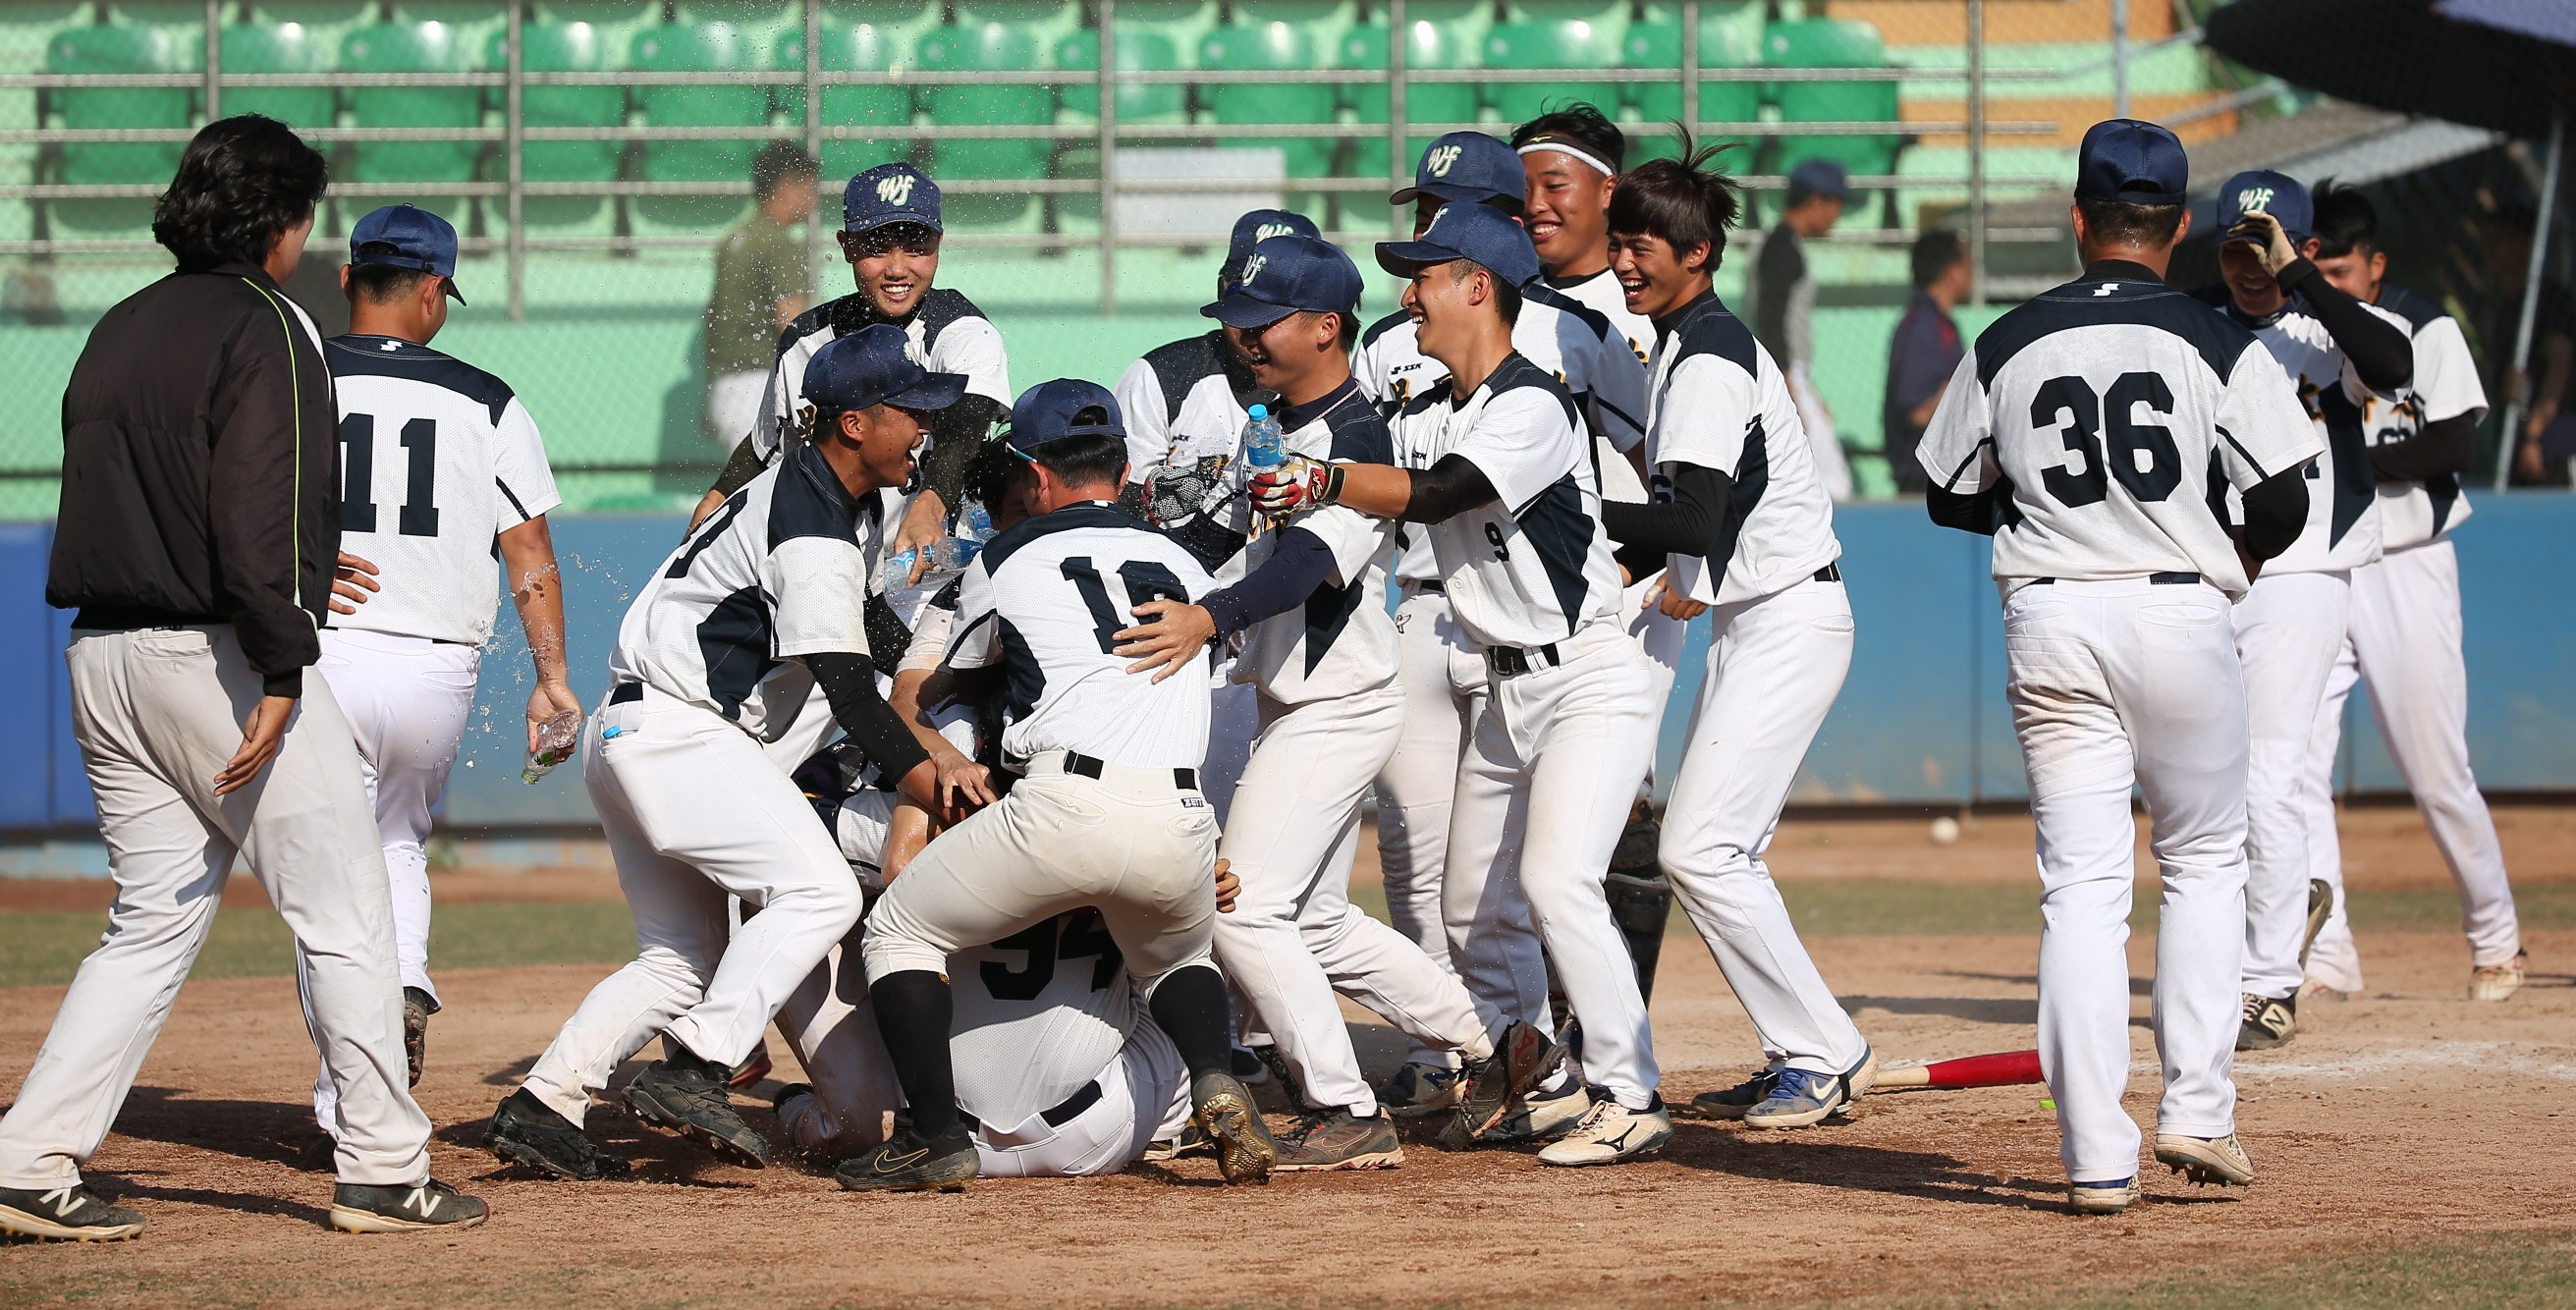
1642;291;1842;606
2364;286;2487;549
1386;354;1624;649
944;501;1216;769
950;907;1141;1129
748;288;1011;464
1549;267;1654;371
1234;383;1400;703
1112;332;1273;583
323;334;562;646
609;440;886;741
1917;263;2323;600
2191;287;2394;573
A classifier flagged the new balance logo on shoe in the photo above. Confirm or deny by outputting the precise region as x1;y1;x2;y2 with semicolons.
400;1187;441;1219
41;1186;79;1218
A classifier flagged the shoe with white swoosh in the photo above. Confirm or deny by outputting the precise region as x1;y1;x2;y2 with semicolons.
327;1177;488;1232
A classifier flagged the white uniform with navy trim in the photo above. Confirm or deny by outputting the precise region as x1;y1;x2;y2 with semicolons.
2303;286;2520;991
1917;264;2321;1185
745;289;1011;465
1384;355;1665;1110
1636;293;1869;1080
303;333;560;1132
516;442;876;1128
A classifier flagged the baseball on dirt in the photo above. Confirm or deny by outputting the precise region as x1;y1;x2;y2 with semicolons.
1929;816;1961;846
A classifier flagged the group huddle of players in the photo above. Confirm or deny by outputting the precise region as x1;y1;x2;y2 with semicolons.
306;107;2522;1213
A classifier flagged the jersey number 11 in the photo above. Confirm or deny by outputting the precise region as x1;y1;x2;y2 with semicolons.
338;412;442;537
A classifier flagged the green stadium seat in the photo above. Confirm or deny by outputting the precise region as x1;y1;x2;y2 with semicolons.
1113;0;1221;60
48;23;192;233
220;22;335;133
949;0;1082;52
1481;18;1620;128
1200;22;1333;180
1622;12;1763;161
342;20;480;226
915;22;1049;229
0;4;73;243
776;23;911;180
1051;28;1185;231
107;3;210;31
1341;18;1478;183
630;21;768;231
1763;18;1898;178
489;20;621;231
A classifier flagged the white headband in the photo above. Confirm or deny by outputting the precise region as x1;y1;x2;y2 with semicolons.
1516;139;1617;181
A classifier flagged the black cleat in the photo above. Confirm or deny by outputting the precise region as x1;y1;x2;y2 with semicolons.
1448;1020;1561;1145
483;1088;631;1181
623;1052;771;1168
0;1183;144;1241
402;986;434;1088
835;1125;978;1193
327;1177;487;1233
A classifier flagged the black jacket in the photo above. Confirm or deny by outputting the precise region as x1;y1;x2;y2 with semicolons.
48;262;340;696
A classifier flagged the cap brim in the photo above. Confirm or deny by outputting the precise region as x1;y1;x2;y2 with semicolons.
443;277;466;305
884;371;969;412
1375;240;1466;279
1200;295;1298;329
1390;183;1524;214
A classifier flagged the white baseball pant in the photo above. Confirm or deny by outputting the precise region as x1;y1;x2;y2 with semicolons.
1217;679;1501;1116
860;754;1219;995
1445;625;1664;1109
2004;577;2245;1183
2301;538;2521;992
1204;675;1257;825
0;626;431;1189
1660;575;1869;1075
2230;570;2351;1002
520;683;863;1127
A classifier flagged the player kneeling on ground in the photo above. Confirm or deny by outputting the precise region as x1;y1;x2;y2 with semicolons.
483;326;992;1180
842;381;1284;1192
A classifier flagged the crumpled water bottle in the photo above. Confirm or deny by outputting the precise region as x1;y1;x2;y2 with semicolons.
521;709;583;784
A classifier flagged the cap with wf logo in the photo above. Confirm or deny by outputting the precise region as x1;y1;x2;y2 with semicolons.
845;162;943;235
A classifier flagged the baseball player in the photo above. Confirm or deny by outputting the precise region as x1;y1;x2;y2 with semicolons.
2189;172;2415;1052
1352;132;1647;1130
1597;143;1879;1127
291;206;570;1144
840;379;1283;1192
1255;202;1671;1167
1917;120;2322;1215
2302;183;2525;1001
481;327;991;1180
1115;235;1560;1168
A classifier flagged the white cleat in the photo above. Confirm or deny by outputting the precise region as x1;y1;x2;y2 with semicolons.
2067;1177;2141;1215
2469;952;2527;1003
1536;1096;1672;1168
2153;1132;2255;1187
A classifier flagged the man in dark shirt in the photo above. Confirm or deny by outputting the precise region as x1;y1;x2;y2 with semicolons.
1753;157;1854;499
1883;230;1970;492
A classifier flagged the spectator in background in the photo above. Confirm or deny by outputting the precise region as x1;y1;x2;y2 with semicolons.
1753;157;1855;501
2480;205;2576;485
1882;229;1969;493
703;141;820;452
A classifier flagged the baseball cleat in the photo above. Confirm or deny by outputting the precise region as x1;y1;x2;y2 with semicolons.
1273;1109;1404;1171
483;1089;632;1180
1486;1084;1594;1142
622;1056;772;1168
0;1184;145;1241
2235;993;2297;1050
1376;1061;1459;1119
727;1041;774;1090
2067;1177;2141;1215
836;1125;979;1193
2153;1132;2255;1187
1536;1095;1672;1167
1685;1068;1779;1120
401;986;433;1088
1741;1049;1877;1129
327;1178;487;1233
1449;1020;1561;1144
2298;879;2334;968
2469;951;2527;1002
1189;1069;1281;1185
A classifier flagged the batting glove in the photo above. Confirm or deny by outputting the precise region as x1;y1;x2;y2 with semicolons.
1249;455;1341;517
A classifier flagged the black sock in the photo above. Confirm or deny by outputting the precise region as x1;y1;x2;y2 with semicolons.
1148;964;1233;1080
662;1035;723;1078
870;970;960;1139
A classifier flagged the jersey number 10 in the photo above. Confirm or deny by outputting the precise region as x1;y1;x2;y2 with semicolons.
2032;372;2183;507
338;412;442;537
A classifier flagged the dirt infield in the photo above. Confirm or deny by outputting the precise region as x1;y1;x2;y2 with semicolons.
2;811;2572;1307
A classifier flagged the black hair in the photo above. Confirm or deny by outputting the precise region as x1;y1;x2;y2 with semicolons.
2075;195;2185;247
152;115;328;270
1910;229;1966;288
2310;180;2379;260
964;435;1027;511
2490;202;2538;238
752;140;820;202
1605;130;1742;274
1509;102;1625;176
1028;429;1127;487
347;246;434;304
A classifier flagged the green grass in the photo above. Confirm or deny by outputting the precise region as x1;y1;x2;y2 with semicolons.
1992;1229;2576;1310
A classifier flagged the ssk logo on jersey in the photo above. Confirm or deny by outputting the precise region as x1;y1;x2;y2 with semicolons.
1240;253;1268;287
875;173;916;206
1426;144;1463;177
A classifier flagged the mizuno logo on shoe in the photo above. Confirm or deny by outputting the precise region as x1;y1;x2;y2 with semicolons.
1601;1124;1638;1150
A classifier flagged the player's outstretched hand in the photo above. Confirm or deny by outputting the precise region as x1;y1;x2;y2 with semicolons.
1248;455;1323;518
1214;858;1238;913
894;491;948;586
2227;209;2299;277
1117;599;1217;682
329;551;380;614
525;679;583;754
933;749;996;819
215;693;294;795
1650;574;1708;621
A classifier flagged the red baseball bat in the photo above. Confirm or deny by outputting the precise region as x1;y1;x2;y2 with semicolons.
1872;1048;2045;1092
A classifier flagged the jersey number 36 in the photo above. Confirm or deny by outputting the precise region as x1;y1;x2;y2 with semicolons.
2031;372;2182;508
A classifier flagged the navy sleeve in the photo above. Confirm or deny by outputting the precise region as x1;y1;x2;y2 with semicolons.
1199;526;1337;636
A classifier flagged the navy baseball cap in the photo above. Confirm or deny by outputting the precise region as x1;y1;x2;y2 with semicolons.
1376;198;1541;289
1788;157;1851;202
1391;132;1527;213
844;162;942;235
1226;208;1321;274
2074;118;2188;206
349;203;465;303
2220;170;2313;243
1006;378;1125;455
1203;235;1363;329
802;323;967;415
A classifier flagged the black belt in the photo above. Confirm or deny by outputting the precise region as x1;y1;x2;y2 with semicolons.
609;682;644;704
1042;1079;1103;1126
1065;751;1198;791
1410;578;1445;593
1484;641;1562;677
2022;572;2200;587
1814;562;1842;582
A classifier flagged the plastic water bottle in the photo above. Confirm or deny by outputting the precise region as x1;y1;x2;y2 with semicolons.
521;710;583;784
1241;404;1284;469
878;548;919;594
